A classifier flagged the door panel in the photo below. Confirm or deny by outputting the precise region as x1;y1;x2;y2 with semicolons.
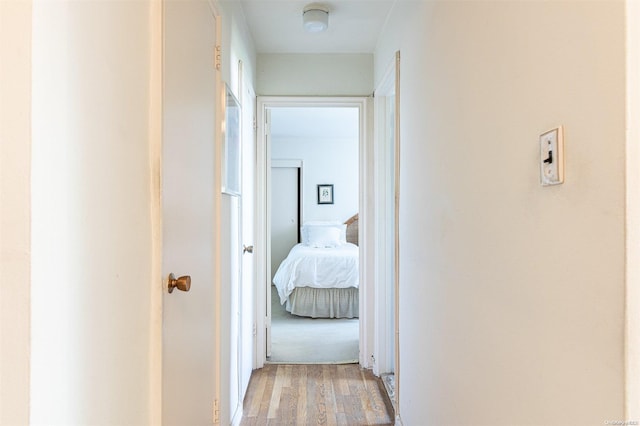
162;1;217;424
270;167;300;281
221;194;240;424
240;86;256;394
267;165;300;358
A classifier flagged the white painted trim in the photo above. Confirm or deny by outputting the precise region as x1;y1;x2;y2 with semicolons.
255;96;370;369
371;51;401;415
230;405;243;426
360;97;375;369
212;9;224;423
393;51;401;420
255;106;268;366
272;159;302;168
372;56;395;377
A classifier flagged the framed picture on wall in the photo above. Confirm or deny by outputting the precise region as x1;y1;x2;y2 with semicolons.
317;184;334;204
222;84;241;196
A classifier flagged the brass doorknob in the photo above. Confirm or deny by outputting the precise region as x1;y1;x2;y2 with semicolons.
168;273;191;293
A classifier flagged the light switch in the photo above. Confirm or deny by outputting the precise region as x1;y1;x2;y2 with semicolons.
540;126;564;186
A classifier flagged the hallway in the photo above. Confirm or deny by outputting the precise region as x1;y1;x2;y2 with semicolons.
2;1;638;424
240;364;394;425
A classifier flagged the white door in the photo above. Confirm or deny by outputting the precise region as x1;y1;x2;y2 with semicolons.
240;84;256;395
266;164;300;358
162;1;219;424
270;166;300;281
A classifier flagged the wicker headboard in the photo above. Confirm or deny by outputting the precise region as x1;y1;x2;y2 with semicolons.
344;214;359;246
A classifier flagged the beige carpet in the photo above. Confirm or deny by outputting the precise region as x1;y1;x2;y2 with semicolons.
268;285;359;364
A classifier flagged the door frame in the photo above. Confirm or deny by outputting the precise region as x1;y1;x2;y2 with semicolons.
255;96;372;368
373;51;401;419
372;54;397;377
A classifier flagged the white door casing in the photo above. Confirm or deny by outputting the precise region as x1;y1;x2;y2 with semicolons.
255;97;372;369
373;51;401;419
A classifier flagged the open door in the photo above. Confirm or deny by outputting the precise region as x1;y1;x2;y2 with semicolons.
238;70;257;410
161;1;220;424
263;108;273;359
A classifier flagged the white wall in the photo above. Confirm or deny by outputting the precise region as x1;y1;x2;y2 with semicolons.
271;118;359;224
0;1;31;424
221;1;257;100
375;2;626;424
258;53;373;96
30;1;154;424
271;136;359;223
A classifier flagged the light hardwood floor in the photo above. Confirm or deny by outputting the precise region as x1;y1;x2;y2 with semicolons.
240;364;395;426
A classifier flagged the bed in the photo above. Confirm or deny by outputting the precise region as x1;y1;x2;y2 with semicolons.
272;215;359;318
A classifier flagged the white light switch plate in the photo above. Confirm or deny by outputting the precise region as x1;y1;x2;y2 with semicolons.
540;126;564;186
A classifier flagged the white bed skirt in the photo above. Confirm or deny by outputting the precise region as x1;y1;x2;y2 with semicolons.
285;287;359;319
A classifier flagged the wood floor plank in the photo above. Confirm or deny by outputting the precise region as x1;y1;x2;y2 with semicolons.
311;365;328;425
279;386;297;425
296;364;308;422
337;364;350;396
257;365;276;421
246;368;267;417
364;369;394;425
267;365;284;419
322;365;338;426
241;363;394;426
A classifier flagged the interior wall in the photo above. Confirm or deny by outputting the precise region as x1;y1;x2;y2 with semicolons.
30;1;153;424
375;2;626;424
221;1;257;99
257;53;373;96
271;136;359;224
0;1;31;424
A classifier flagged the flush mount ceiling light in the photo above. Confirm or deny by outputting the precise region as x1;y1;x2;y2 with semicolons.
303;4;329;33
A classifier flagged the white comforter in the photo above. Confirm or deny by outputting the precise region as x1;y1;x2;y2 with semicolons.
273;243;359;305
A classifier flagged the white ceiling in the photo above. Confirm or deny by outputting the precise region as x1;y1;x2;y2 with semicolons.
238;1;396;53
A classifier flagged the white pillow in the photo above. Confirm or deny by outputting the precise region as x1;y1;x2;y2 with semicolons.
307;226;342;248
301;222;346;246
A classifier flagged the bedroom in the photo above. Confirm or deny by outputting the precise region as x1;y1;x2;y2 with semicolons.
268;106;360;364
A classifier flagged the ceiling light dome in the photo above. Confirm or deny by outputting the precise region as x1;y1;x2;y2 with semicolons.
303;4;329;33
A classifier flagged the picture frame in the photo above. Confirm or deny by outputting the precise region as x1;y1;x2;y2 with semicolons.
222;84;241;196
317;184;334;204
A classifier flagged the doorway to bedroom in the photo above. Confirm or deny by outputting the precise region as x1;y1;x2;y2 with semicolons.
265;105;360;364
254;96;372;368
